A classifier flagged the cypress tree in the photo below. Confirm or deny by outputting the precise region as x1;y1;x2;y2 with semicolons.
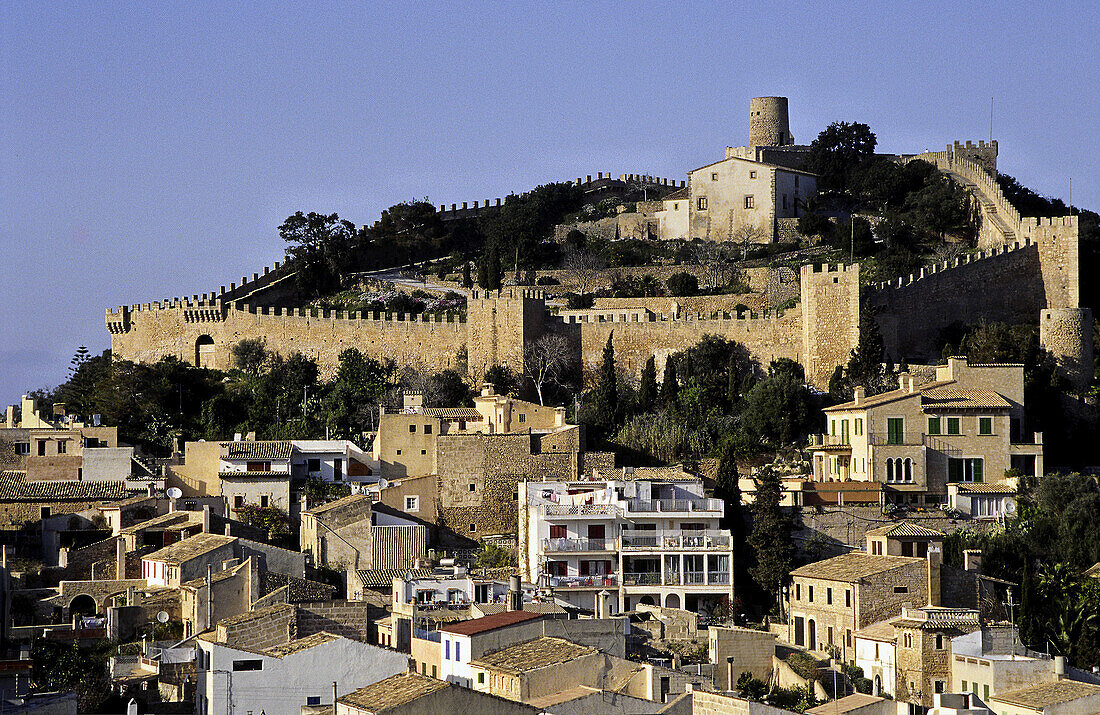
595;332;618;427
748;466;794;617
660;356;679;405
638;355;658;413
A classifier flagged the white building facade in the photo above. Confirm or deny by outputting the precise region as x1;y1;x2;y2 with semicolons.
519;477;732;614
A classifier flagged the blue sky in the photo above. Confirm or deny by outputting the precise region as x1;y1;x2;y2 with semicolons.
2;1;1097;406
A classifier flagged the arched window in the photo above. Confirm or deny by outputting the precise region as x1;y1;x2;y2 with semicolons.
886;459;895;483
195;335;215;368
903;633;913;648
904;458;913;483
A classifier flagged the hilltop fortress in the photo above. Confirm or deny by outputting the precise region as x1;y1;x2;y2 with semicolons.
105;98;1091;391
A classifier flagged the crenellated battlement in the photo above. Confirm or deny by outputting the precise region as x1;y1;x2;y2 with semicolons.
229;302;467;324
435;173;686;218
554;305;794;326
872;239;1035;292
469;288;546;301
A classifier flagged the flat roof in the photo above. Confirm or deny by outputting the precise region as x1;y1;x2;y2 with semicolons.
439;609;543;636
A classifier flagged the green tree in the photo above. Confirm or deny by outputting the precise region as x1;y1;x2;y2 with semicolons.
660;356;679;405
805;121;877;192
739;374;813;446
592;333;618;428
748;466;794;615
231;338;269;375
638;355;658;413
483;365;520;396
280;211;358;298
323;348;392;439
667;271;700;297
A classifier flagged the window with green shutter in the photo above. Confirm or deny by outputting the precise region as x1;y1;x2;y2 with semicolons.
946;417;961;435
979;417;992;435
887;418;904;444
928;417;941;435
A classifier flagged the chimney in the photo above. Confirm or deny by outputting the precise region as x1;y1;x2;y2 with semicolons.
727;656;735;692
853;386;865;405
4;405;14;429
146;483;155;498
206;563;213;630
596;589;611;619
224;523;232;537
508;575;521;611
1055;656;1066;679
202;505;211;533
116;537;126;579
963;549;982;573
58;548;69;569
926;545;942;607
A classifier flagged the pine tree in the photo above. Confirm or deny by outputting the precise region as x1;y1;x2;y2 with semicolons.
660;356;679;405
638;356;658;413
748;466;794;617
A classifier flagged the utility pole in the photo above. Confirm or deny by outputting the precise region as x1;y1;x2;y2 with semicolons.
989;96;994;142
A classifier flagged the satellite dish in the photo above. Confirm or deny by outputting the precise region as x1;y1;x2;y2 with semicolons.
1004;501;1017;514
377;478;389;490
166;487;183;499
156;611;170;624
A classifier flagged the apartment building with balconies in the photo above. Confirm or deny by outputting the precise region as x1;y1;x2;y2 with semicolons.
808;357;1043;506
518;475;732;615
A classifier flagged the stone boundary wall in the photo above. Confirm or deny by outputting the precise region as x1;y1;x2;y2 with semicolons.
295;600;379;643
591;294;765;314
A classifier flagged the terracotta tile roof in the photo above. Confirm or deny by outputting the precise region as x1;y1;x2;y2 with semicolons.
470;636;595;675
663;186;689;201
865;522;945;538
823;383;952;412
422;407;482;420
921;387;1011;410
526;685;602;709
305;493;372;516
0;471;129;501
854;621;896;642
143;533;234;564
790;552;923;583
218;471;287;479
337;672;448;713
954;482;1016;494
991;679;1100;709
807;693;886;715
439;609;544;636
221;441;293;460
264;631;341;658
355;568;432;589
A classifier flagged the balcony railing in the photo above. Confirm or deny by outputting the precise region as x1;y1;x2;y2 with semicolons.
625;498;723;514
550;574;618;588
809;434;853;448
619;571;731;587
623;573;661;586
542;538;610;552
621;530;731;550
708;572;730;585
544;503;618;517
684;571;706;585
868;431;926;446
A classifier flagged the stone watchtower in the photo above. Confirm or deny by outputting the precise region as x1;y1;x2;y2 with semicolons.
749;96;794;147
465;289;547;383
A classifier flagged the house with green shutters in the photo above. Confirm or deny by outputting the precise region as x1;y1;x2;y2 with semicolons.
807;357;1043;507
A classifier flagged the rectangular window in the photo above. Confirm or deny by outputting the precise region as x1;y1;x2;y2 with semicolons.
697;197;708;210
468;483;476;492
947;417;961;435
424;424;432;434
894;586;909;594
928;417;941;435
405;496;419;512
827;588;833;605
783;194;788;210
840;420;850;445
14;442;29;455
744;195;755;209
56;440;67;454
961;680;968;692
246;461;270;472
233;495;244;509
409;424;416;433
478;672;485;684
935;681;944;694
550;525;566;539
846;590;851;607
519;414;526;423
231;660;263;671
307;458;320;472
445;641;450;660
808;586;814;602
854;419;863;436
711;172;719;181
432;665;437;678
983;684;989;700
795;583;801;601
949;458;984;483
455;642;461;661
259;495;269;508
887;417;904;445
979;417;992;435
750;170;757;179
37;440;46;456
307;697;321;707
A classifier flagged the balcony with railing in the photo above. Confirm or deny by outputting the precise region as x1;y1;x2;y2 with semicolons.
620;571;731;588
543;503;619;518
624;498;723;515
809;434;854;450
542;537;611;552
623;572;661;586
549;574;618;589
621;530;731;550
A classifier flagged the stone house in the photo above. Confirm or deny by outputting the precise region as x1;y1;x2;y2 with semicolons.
685;153;817;244
335;670;538;715
141;532;237;588
989;680;1100;715
950;624;1081;706
0;469;129;529
195;630;407;715
0;395;125;482
299;494;428;571
808;358;1044;505
854;606;981;706
709;626;777;691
